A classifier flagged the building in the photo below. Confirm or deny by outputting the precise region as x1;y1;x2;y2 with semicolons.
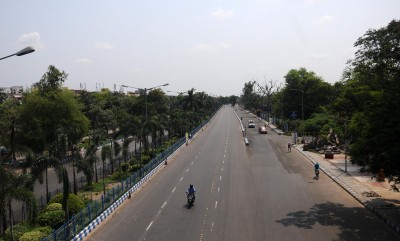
0;86;24;101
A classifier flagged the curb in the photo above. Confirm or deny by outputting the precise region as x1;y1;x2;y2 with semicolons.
295;146;400;235
72;144;184;241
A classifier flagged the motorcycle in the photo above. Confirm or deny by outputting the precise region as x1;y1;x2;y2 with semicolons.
187;193;195;208
315;169;320;178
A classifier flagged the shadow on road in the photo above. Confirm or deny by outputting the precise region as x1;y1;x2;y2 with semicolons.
276;201;399;241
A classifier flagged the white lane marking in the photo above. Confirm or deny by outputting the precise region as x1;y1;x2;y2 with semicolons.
223;160;224;164
221;167;223;172
277;147;282;153
146;221;153;231
211;221;215;232
172;187;176;193
220;176;222;181
161;202;167;209
186;168;189;173
191;162;194;165
215;201;218;209
218;187;220;193
224;154;226;158
180;177;183;181
225;149;227;153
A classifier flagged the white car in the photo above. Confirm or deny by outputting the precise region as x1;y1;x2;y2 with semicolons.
248;120;255;128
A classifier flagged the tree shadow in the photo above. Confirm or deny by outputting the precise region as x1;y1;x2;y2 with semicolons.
276;201;400;241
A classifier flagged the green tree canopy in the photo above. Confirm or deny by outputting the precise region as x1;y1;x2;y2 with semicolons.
343;20;400;174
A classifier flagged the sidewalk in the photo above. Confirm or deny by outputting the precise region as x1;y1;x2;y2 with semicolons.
265;121;400;235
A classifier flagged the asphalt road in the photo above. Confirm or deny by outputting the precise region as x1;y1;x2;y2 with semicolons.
86;106;399;241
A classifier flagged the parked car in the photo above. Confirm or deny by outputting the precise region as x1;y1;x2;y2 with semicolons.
248;120;255;128
258;126;268;134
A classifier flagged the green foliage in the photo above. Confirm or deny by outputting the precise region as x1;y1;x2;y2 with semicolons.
299;113;341;138
19;230;46;241
49;193;84;216
3;224;50;241
343;20;400;174
282;68;335;120
46;203;62;211
37;210;65;229
111;169;130;181
4;223;30;241
240;81;257;111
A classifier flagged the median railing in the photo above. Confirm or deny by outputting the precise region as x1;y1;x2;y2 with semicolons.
42;112;216;241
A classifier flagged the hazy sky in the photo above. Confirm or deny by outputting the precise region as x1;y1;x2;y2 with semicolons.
1;0;399;96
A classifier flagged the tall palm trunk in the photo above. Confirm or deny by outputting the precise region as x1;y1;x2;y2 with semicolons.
8;201;13;241
94;158;98;183
72;163;77;194
45;167;49;203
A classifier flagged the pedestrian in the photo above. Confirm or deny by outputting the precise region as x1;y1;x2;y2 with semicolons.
314;162;320;178
288;143;291;152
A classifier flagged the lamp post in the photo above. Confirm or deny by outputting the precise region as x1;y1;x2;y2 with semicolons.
122;83;169;121
167;90;184;95
289;89;304;121
0;46;35;60
122;83;169;170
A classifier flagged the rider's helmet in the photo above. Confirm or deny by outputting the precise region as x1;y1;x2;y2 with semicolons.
190;184;193;188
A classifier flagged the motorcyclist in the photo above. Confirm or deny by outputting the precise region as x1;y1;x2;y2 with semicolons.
186;184;196;201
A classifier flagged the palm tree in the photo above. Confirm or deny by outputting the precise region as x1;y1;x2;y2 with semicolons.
0;166;37;240
181;88;199;112
101;145;112;195
112;140;121;172
75;144;97;187
26;152;63;203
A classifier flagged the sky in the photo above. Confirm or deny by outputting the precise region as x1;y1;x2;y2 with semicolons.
0;0;399;96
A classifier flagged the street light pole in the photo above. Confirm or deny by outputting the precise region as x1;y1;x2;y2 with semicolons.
289;89;304;121
0;46;35;60
122;83;169;122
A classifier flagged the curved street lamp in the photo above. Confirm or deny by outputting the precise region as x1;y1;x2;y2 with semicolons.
122;83;169;121
0;46;35;61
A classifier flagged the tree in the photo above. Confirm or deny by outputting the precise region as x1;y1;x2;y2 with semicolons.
282;68;334;120
101;145;112;195
240;81;257;110
0;166;37;239
34;65;68;96
75;144;97;187
343;20;400;174
0;98;22;165
19;66;89;202
61;168;70;219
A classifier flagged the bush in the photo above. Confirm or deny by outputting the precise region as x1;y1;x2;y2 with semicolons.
4;223;30;241
37;210;65;229
49;193;85;216
46;203;62;212
19;229;49;241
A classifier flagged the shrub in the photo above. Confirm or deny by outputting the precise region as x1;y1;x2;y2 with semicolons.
46;203;62;212
49;193;85;216
37;210;65;229
19;230;47;241
4;224;52;241
4;223;30;241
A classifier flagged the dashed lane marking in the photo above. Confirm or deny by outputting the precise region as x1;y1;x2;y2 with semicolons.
146;221;153;231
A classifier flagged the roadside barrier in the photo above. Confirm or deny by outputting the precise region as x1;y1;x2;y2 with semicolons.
41;109;218;241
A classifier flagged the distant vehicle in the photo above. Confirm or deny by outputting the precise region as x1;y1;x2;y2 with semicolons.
248;120;255;128
258;126;268;134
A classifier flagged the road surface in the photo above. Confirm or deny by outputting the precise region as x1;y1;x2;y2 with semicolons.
86;106;399;241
